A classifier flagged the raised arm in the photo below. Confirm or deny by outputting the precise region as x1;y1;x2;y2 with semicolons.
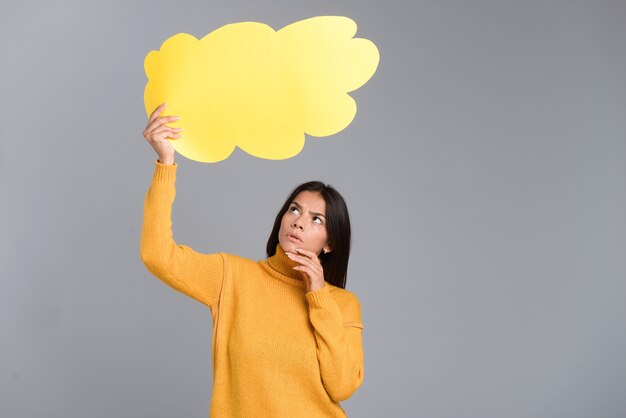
140;161;224;308
139;103;223;308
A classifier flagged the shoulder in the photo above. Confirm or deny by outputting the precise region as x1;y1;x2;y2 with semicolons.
326;282;360;302
325;283;363;324
219;252;257;265
219;252;263;273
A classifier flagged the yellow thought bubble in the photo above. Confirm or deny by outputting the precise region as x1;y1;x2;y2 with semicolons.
143;16;379;163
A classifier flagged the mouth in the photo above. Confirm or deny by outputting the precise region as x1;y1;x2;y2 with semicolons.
287;233;302;242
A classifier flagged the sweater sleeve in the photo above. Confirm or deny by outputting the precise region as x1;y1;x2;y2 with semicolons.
140;160;224;308
305;285;365;402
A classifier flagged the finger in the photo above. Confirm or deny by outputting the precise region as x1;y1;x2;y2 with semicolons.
286;253;323;272
145;115;181;135
292;265;312;278
149;125;181;137
292;249;322;267
148;125;183;137
286;252;313;265
145;115;181;133
294;248;319;259
292;266;319;290
148;102;168;121
293;266;312;287
149;125;183;140
148;103;166;122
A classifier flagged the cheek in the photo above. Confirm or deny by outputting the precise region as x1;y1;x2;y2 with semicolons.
314;227;329;244
278;214;290;233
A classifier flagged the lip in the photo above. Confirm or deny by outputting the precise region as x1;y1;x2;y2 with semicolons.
287;233;302;242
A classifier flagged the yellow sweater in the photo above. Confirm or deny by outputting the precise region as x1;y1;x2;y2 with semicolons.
140;160;364;417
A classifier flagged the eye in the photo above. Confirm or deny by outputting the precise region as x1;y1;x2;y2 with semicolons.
289;206;299;214
313;216;323;225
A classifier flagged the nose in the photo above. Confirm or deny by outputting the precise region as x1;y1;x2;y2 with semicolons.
292;217;303;229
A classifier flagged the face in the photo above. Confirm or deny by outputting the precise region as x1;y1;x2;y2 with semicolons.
278;191;331;256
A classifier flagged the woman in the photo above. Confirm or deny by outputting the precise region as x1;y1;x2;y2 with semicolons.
140;103;364;417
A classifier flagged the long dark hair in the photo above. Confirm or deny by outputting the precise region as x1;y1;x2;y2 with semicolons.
266;181;351;289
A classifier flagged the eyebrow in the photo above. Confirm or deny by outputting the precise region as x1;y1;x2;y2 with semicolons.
291;201;326;218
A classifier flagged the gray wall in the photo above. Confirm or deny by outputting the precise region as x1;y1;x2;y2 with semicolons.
2;0;625;417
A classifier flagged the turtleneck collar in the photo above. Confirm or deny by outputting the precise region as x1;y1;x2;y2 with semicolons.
263;243;307;288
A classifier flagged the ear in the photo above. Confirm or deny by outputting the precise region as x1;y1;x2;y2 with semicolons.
323;242;332;254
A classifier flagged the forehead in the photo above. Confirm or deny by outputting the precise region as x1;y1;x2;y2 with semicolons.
292;191;326;213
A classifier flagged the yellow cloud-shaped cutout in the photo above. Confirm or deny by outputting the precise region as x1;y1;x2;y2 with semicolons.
144;16;379;163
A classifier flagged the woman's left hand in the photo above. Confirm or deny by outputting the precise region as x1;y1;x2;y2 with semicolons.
286;248;326;292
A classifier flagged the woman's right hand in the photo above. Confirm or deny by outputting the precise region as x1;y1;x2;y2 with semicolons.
143;102;183;164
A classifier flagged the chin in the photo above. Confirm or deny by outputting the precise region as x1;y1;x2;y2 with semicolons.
279;239;300;253
278;239;291;251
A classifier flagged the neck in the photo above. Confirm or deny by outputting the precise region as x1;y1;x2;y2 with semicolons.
267;243;304;282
